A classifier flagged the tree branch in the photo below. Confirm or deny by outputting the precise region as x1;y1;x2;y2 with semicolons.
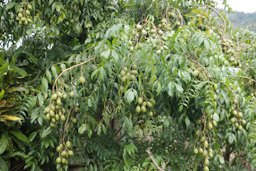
146;148;166;171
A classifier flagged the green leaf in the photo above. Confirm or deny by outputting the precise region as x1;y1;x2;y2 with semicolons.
45;69;52;83
0;133;8;155
41;128;51;138
111;50;119;61
101;49;111;59
212;113;220;122
78;124;87;134
175;83;184;94
10;131;29;143
13;66;28;78
125;89;137;103
0;157;9;171
167;82;175;97
0;89;5;100
185;116;190;127
29;132;37;142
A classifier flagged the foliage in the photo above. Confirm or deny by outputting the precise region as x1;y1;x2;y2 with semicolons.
1;0;256;171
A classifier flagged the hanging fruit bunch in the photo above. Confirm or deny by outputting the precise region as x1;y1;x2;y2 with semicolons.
16;1;33;25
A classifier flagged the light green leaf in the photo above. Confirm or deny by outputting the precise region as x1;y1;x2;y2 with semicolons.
0;133;8;155
101;49;111;59
10;131;29;143
78;124;87;134
125;89;137;103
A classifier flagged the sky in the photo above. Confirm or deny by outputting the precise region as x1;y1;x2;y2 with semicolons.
217;0;256;13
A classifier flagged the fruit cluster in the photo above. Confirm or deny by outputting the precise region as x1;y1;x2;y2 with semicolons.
44;91;68;128
230;109;246;131
55;141;74;168
135;97;155;117
194;133;214;171
120;65;138;83
16;2;33;25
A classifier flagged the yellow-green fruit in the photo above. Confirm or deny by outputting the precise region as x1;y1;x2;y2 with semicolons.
51;118;56;123
141;106;146;113
199;148;204;154
56;98;62;106
18;13;23;18
230;118;236;123
120;70;126;76
212;120;217;127
56;146;62;152
27;18;32;23
238;125;243;131
148;111;153;117
61;158;67;164
60;115;66;121
66;141;72;148
232;110;238;116
28;4;32;10
136;24;142;30
138;97;143;104
79;76;86;84
51;93;58;100
68;150;74;156
203;150;208;157
61;150;68;157
208;122;213;129
204;157;209;165
72;118;77;123
194;148;198;154
24;20;28;25
46;114;51;120
193;70;199;77
50;123;55;128
238;112;243;118
146;101;153;108
25;10;30;15
21;17;26;21
142;102;147;106
69;91;75;97
55;114;60;121
135;106;141;113
204;166;209;171
204;141;209;148
241;119;246;125
56;157;62;164
200;136;206;142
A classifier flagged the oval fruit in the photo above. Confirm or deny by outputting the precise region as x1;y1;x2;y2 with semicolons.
135;106;141;113
79;76;86;84
141;106;146;113
66;141;72;148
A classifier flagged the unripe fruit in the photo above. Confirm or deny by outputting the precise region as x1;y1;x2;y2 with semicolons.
25;10;30;15
46;114;51;120
61;150;68;157
204;166;209;171
66;141;72;148
136;24;142;30
238;112;243;118
28;4;32;10
238;125;243;131
79;76;86;84
203;150;208;157
138;97;143;104
55;114;60;121
142;102;147;106
135;106;141;113
50;123;55;128
146;101;153;108
21;17;26;21
200;136;206;142
212;120;217;127
56;157;62;164
241;119;246;125
120;70;126;76
194;148;198;154
60;115;66;121
204;141;209;148
72;118;77;123
142;29;147;35
204;157;209;166
148;111;153;117
68;150;74;156
231;118;236;123
208;122;213;129
18;13;23;18
52;93;58;100
199;148;204;154
56;146;62;152
61;158;67;164
69;91;75;97
232;110;238;116
141;106;146;113
56;98;62;106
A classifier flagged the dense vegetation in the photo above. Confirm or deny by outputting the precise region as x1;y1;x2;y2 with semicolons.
0;0;256;171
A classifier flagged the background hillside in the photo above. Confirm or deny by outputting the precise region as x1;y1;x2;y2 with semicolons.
227;11;256;32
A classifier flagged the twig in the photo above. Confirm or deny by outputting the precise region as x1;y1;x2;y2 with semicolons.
52;57;96;93
204;5;226;34
146;148;165;171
